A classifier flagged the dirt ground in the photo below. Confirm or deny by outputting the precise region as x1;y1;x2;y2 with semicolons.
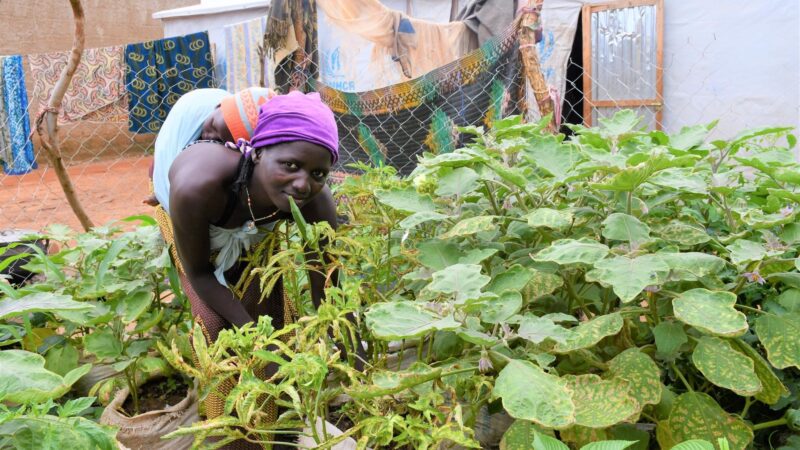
1;156;155;233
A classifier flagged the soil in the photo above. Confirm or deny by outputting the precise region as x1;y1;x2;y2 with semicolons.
122;376;190;416
1;155;154;232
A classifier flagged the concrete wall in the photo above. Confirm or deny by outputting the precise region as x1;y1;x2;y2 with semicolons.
0;0;195;163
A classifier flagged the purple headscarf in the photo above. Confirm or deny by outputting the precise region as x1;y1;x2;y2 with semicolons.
249;91;339;164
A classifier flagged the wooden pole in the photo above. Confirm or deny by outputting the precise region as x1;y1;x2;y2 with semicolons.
35;0;94;231
518;0;555;130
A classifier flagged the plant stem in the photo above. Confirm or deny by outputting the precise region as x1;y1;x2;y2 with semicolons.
648;293;660;325
482;180;502;216
670;362;693;392
425;332;434;364
626;191;633;215
735;304;769;315
740;396;753;418
752;418;787;431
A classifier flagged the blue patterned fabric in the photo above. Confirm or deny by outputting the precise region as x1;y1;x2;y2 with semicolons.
1;55;36;175
124;31;215;134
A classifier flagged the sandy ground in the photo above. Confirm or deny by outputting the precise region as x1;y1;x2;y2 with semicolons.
1;156;155;233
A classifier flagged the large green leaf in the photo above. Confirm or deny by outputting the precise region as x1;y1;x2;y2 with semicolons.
590;153;673;191
673;289;748;337
517;315;569;344
754;312;800;369
494;360;575;428
565;374;639;428
399;211;450;229
655;221;711;246
669;122;714;150
601;213;651;245
440;215;496;239
526;208;574;231
691;336;762;396
417;240;462;270
0;415;118;450
652;321;688;360
375;188;436;213
0;350;91;404
0;292;92;320
655;392;753;450
522;135;582;182
364;301;460;340
607;349;662;408
725;239;767;265
436;167;480;197
729;339;789;404
586;255;670;303
554;313;624;353
470;291;523;324
658;252;726;282
487;265;535;294
533;239;610;266
427;263;490;302
669;440;715;450
581;441;637;450
648;168;708;195
117;289;153;322
83;328;123;360
44;342;79;377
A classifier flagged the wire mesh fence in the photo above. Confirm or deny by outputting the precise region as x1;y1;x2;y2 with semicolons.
0;2;791;232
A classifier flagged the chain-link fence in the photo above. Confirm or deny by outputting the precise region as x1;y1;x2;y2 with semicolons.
1;1;795;232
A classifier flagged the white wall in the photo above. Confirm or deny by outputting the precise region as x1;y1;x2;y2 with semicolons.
661;0;799;140
541;0;800;140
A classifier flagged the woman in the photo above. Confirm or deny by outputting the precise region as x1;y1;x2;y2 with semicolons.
166;90;338;338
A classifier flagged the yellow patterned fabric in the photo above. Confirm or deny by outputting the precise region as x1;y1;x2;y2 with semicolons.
224;16;268;93
28;46;127;123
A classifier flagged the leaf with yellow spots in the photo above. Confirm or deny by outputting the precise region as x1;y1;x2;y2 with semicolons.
554;313;624;353
564;374;639;428
608;349;663;410
754;312;800;370
494;360;575;429
655;392;753;450
522;270;564;302
729;339;789;404
673;289;748;337
499;420;555;450
691;337;762;396
560;425;609;448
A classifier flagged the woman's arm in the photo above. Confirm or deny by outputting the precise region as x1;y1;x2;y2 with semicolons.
170;185;253;328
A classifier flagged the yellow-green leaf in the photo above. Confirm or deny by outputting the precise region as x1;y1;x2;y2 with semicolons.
729;339;789;405
754;312;800;369
673;289;748;337
608;349;662;408
586;255;670;303
691;337;762;396
554;313;624;353
522;270;564;302
526;208;574;231
533;238;610;266
494;360;575;429
655;221;710;247
565;374;639;428
655;392;753;450
440;215;496;239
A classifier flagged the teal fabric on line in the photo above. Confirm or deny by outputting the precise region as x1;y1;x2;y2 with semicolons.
124;31;216;134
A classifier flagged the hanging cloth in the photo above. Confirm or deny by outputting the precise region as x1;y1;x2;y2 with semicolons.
264;0;318;92
28;46;127;123
124;31;215;134
224;16;268;92
316;0;475;83
0;55;36;175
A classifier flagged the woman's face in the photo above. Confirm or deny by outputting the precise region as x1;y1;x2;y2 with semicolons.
200;106;234;143
252;141;332;212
